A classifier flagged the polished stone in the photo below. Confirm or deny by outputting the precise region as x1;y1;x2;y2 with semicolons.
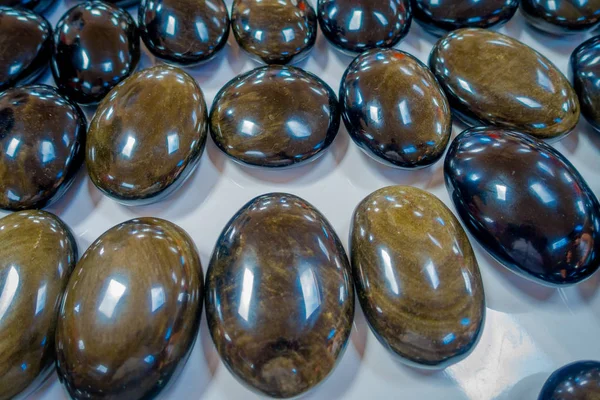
571;35;600;132
340;48;451;169
87;65;208;205
351;186;484;368
0;210;77;400
210;65;340;168
0;85;87;211
0;0;54;13
445;127;600;286
430;28;580;141
139;0;229;65
538;361;600;399
55;218;203;400
105;0;139;7
411;0;519;36
521;0;600;35
0;7;52;92
317;0;412;55
206;193;354;398
231;0;317;64
51;1;140;105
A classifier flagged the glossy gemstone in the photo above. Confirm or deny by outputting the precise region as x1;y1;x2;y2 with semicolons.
539;361;600;399
411;0;519;36
0;0;54;13
571;35;600;132
445;127;600;286
0;7;52;92
340;48;451;169
317;0;412;55
105;0;139;7
231;0;317;64
0;210;77;400
55;218;203;400
521;0;600;34
351;186;484;368
87;65;208;205
52;1;140;105
139;0;229;65
0;85;87;211
430;28;579;141
210;65;340;168
206;193;354;398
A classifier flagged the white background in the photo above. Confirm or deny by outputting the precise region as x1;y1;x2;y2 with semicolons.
5;0;600;399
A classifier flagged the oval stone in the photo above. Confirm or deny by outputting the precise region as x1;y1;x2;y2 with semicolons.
430;28;580;141
106;0;139;7
521;0;600;34
139;0;230;65
571;35;600;132
0;0;54;13
445;127;600;286
55;218;203;399
0;85;87;211
317;0;412;54
0;7;52;92
206;193;354;398
410;0;519;36
52;1;140;105
231;0;317;64
0;210;77;400
538;361;600;400
210;65;340;168
340;48;452;169
87;65;208;205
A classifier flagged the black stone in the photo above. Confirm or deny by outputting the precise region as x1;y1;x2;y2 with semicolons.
571;35;600;132
0;0;54;13
539;361;600;399
520;0;600;34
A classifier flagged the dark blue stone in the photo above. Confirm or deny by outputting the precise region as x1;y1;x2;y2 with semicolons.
571;35;600;132
539;361;600;399
0;0;55;13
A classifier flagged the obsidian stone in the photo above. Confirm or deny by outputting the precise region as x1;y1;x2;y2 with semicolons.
105;0;139;7
571;35;600;132
210;65;340;168
445;127;600;286
51;1;140;105
0;7;52;92
539;361;600;399
206;193;354;398
0;0;54;13
0;85;87;210
139;0;229;65
340;48;452;169
231;0;317;64
317;0;412;55
411;0;519;36
521;0;600;35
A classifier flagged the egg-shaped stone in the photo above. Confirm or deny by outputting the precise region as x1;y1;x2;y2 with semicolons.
0;7;52;92
139;0;230;65
0;210;77;400
538;361;600;400
340;48;452;169
0;0;54;13
351;186;484;368
105;0;139;7
210;65;340;168
0;85;87;211
51;1;140;105
411;0;519;36
55;218;203;400
571;35;600;132
445;127;600;286
317;0;412;55
87;65;208;205
206;193;354;398
521;0;600;35
231;0;317;64
430;28;580;141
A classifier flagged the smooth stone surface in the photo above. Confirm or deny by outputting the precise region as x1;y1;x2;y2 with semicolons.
0;0;54;13
87;65;208;205
0;210;77;400
317;0;412;55
340;48;451;169
0;85;87;211
521;0;600;35
231;0;317;64
55;218;203;400
139;0;229;65
0;7;52;92
445;127;600;286
430;28;580;141
571;35;600;132
210;65;340;168
206;193;354;398
538;361;600;399
105;0;139;7
411;0;519;36
51;1;140;105
351;186;485;368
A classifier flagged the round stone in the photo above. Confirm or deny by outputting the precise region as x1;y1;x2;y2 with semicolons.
0;0;55;13
538;361;600;399
521;0;600;35
571;35;600;132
